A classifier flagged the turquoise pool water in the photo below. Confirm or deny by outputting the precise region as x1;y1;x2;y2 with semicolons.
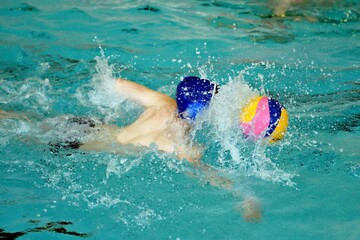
0;0;359;239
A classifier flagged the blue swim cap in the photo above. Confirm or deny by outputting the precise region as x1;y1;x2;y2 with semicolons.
176;76;216;121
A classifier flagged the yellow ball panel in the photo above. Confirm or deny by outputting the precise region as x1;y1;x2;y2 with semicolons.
269;108;289;143
240;96;262;123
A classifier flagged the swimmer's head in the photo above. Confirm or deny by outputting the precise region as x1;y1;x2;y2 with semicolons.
239;96;289;143
176;76;217;122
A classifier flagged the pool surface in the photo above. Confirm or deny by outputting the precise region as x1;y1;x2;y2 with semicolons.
0;0;359;239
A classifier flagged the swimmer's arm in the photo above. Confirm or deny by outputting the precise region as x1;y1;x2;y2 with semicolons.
194;162;261;221
178;145;261;221
0;109;31;121
0;109;18;119
194;162;233;190
115;78;176;107
0;109;9;119
176;145;232;189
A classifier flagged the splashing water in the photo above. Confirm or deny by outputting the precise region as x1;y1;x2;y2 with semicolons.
194;73;295;186
76;46;130;123
78;48;295;186
0;77;53;114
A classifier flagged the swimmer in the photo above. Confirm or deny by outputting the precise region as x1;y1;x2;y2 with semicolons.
0;76;289;221
80;76;212;163
78;77;237;192
71;76;287;222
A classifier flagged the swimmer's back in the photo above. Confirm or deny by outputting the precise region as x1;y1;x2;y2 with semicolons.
116;104;182;153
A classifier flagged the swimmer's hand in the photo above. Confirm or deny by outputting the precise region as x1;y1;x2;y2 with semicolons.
194;164;262;221
236;196;262;222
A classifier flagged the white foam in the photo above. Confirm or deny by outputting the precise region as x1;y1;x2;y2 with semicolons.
0;77;53;112
76;46;128;122
105;156;142;179
135;209;161;227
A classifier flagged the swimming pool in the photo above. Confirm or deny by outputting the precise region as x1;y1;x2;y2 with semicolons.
0;0;359;239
